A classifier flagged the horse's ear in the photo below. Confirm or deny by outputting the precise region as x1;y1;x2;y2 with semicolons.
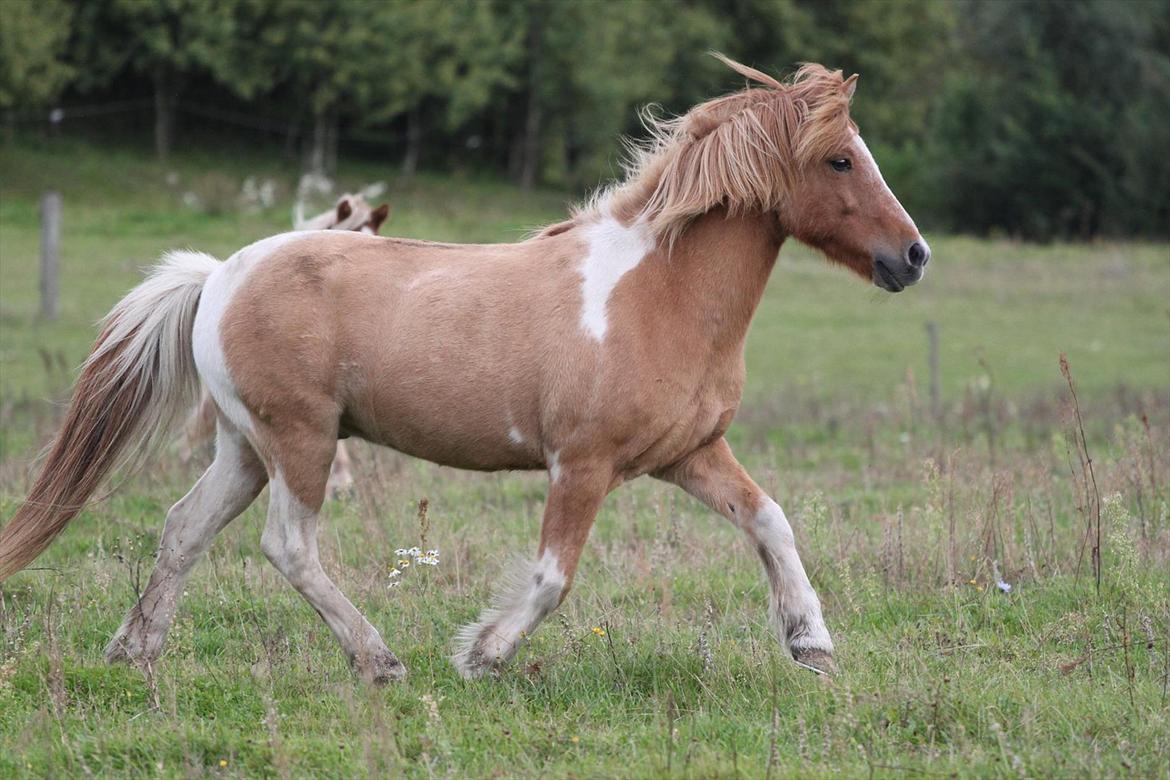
336;198;353;222
369;203;390;233
842;73;859;100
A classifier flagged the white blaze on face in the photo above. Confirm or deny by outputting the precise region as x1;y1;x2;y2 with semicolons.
853;134;915;227
578;211;654;341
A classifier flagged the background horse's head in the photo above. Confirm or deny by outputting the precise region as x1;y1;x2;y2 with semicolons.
296;194;391;234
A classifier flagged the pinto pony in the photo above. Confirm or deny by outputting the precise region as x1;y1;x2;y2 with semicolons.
182;193;391;497
292;192;390;234
0;57;929;682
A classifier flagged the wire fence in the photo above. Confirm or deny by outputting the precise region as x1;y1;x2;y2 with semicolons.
5;97;411;147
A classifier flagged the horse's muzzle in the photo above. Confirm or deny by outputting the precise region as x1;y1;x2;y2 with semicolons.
872;255;924;293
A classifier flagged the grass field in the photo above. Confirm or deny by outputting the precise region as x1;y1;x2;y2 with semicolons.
1;138;1168;778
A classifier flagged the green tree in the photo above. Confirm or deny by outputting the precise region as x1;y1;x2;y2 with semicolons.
69;0;248;160
245;0;518;176
931;0;1169;238
499;0;725;189
0;0;75;115
356;0;522;176
243;0;376;175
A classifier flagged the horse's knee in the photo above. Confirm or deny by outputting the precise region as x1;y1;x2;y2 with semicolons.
753;497;796;548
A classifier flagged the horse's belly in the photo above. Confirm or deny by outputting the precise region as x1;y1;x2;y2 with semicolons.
343;374;545;472
364;424;543;472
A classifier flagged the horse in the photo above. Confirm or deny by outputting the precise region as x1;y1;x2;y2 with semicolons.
0;56;929;683
292;192;390;234
181;193;391;498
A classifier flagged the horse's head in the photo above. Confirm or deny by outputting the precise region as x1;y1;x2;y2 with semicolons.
323;195;392;235
608;56;929;292
779;69;929;293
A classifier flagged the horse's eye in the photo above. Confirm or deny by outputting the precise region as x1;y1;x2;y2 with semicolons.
829;158;852;172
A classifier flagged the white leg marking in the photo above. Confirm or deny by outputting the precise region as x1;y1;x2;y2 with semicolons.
325;441;354;498
106;426;264;663
547;450;562;484
578;211;653;341
452;551;566;678
755;498;833;654
262;471;404;682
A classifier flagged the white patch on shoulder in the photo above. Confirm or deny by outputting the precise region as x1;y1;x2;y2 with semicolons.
547;450;561;483
508;426;524;445
578;211;653;341
193;232;310;433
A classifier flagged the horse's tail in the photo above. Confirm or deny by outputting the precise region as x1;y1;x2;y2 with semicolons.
0;249;220;581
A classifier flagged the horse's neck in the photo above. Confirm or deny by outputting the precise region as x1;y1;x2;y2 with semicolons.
657;209;783;351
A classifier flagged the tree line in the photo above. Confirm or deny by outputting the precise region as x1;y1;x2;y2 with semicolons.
2;0;1167;239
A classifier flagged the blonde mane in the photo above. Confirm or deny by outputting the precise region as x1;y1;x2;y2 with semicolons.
574;55;858;241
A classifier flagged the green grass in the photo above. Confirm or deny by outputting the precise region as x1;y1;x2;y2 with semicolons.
1;138;1168;778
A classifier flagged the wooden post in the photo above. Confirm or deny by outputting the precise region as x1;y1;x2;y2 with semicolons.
926;320;940;421
40;192;61;321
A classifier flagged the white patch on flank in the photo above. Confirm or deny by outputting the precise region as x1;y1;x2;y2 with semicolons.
755;497;833;652
547;450;561;483
451;551;566;678
508;426;524;445
577;211;654;341
193;232;309;433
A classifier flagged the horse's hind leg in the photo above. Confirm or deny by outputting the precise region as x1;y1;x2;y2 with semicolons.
325;440;354;499
657;438;835;674
106;422;267;664
453;460;610;678
260;432;404;683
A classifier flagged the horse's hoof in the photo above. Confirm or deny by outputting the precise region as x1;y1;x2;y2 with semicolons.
791;647;837;676
104;644;133;665
104;633;150;666
451;649;488;680
326;484;356;502
355;649;407;684
451;639;510;680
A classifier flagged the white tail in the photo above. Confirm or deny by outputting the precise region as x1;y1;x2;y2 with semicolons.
0;249;219;580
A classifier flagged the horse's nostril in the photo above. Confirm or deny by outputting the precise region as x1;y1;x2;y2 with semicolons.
906;241;929;269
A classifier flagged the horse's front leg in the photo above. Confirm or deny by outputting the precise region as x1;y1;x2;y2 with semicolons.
453;459;611;679
657;438;835;674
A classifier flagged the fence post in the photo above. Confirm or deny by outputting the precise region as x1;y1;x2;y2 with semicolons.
40;191;61;321
926;320;940;421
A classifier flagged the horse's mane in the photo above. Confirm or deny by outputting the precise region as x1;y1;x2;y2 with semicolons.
563;55;857;242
